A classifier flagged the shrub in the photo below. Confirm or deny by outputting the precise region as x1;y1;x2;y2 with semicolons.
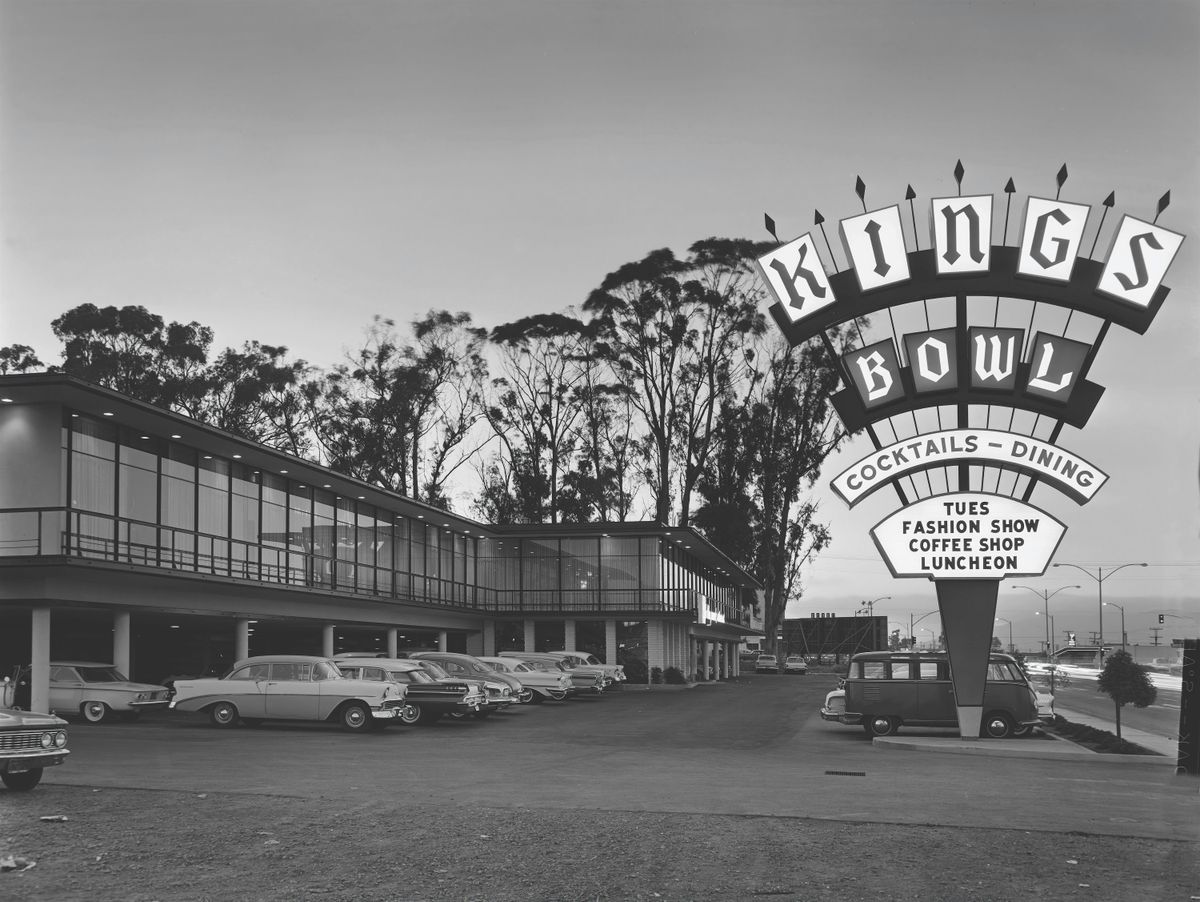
622;658;649;684
663;666;687;684
650;666;664;684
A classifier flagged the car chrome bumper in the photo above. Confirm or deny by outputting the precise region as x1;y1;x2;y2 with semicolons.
2;751;69;772
129;699;172;709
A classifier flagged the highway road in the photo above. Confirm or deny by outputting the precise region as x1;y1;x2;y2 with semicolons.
1036;676;1183;745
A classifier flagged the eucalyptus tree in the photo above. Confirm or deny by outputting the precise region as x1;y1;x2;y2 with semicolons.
313;312;487;509
195;342;314;456
582;240;771;526
50;303;212;412
694;331;849;653
0;344;44;374
482;312;587;522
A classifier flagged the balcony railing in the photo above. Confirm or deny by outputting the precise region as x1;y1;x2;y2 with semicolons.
0;507;742;620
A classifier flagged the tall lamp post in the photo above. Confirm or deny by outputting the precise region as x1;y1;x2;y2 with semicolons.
1013;584;1080;659
856;596;890;652
1014;584;1078;695
994;617;1014;653
1103;601;1127;651
1053;562;1148;649
909;609;939;648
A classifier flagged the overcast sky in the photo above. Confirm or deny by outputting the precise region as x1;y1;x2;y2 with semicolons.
2;0;1196;648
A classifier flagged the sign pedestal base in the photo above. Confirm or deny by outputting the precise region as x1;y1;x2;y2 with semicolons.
936;578;999;741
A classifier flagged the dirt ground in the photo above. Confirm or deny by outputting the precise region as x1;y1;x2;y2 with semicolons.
2;785;1197;902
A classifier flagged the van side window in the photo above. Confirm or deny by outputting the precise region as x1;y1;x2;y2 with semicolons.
918;662;941;680
861;662;887;679
890;662;914;680
987;662;1021;681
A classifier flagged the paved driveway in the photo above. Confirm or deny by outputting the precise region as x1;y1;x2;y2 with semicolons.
41;675;1199;842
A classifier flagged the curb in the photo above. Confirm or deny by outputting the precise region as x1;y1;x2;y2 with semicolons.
873;731;1178;764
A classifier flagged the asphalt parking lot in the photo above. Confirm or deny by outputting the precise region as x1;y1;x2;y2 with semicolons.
31;674;1200;836
4;675;1198;901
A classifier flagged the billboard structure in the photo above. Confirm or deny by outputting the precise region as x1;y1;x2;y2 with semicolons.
757;164;1184;739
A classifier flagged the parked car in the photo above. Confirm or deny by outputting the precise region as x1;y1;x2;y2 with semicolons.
819;687;847;722
476;656;571;702
783;655;808;675
404;658;512;718
833;651;1045;739
499;652;609;694
169;655;410;732
546;651;627;686
12;662;171;724
755;655;780;674
404;652;525;709
0;705;70;791
333;658;486;725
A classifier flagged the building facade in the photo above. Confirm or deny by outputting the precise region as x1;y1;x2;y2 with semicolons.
0;375;761;712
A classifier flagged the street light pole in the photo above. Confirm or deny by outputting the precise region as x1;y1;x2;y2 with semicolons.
909;609;939;649
1103;601;1127;651
1013;584;1079;695
1052;562;1148;649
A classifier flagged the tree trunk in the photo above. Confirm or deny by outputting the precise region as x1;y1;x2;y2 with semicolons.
1114;700;1122;739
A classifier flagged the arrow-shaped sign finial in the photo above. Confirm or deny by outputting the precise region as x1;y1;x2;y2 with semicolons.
1055;164;1068;199
1004;178;1016;194
1154;190;1171;223
854;176;867;212
953;160;965;195
764;213;779;242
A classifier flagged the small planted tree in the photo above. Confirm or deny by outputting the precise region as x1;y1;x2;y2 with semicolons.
1096;650;1157;738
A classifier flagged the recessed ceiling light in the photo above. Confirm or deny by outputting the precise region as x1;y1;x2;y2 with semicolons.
71;413;79;417
140;435;150;440
171;434;181;439
357;495;364;500
322;484;331;489
280;469;288;474
203;455;212;460
103;411;114;417
0;398;12;403
232;454;242;459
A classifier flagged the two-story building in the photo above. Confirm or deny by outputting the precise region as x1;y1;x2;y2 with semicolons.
0;374;761;713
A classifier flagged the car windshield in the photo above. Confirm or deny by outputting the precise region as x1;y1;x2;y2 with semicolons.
787;657;803;662
75;666;127;682
313;662;342;680
396;669;434;684
419;662;450;679
508;662;532;672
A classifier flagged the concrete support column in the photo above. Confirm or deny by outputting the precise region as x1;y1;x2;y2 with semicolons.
437;631;448;652
112;610;131;677
387;628;398;658
524;620;536;652
30;608;51;715
605;621;617;667
235;620;251;661
563;620;576;650
647;621;664;675
699;640;709;680
482;621;496;657
322;625;335;658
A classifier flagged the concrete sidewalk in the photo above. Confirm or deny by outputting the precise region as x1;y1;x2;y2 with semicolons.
1054;705;1180;758
874;707;1180;764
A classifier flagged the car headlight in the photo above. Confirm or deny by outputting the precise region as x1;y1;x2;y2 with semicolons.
55;731;68;748
40;732;54;749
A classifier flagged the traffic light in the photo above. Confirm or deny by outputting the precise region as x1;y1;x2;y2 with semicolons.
1158;614;1165;624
